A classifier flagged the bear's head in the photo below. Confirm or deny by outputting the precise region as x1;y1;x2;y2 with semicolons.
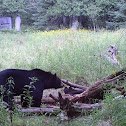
53;73;64;89
45;73;64;89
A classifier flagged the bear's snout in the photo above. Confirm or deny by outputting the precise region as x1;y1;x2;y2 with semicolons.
60;82;64;88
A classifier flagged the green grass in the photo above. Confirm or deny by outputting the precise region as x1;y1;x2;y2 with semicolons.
0;29;126;125
0;29;126;83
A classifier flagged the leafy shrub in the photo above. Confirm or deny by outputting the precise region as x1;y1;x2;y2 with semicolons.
91;92;126;126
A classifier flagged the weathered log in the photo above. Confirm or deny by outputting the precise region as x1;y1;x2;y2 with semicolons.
50;92;104;117
61;79;88;90
68;102;104;116
103;45;119;65
71;69;126;103
19;106;61;115
49;94;59;102
64;87;84;95
41;97;56;104
14;96;58;105
49;93;74;101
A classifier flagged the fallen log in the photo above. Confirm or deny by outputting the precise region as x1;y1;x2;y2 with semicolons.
41;97;56;104
66;102;104;117
71;69;126;103
64;87;84;95
14;97;57;105
60;69;126;103
50;92;104;117
19;106;61;115
49;93;74;101
61;79;88;90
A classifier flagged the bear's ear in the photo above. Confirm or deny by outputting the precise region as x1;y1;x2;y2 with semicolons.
54;73;57;77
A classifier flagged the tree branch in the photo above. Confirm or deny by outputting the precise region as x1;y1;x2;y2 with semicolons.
61;79;88;90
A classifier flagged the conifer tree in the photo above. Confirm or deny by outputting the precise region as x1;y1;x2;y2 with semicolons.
107;0;126;29
0;0;26;16
0;0;35;26
32;0;121;30
32;0;57;30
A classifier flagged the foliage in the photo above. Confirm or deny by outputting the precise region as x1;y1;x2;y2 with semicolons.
0;0;34;28
92;92;126;126
0;77;15;125
0;104;10;126
32;0;121;30
22;77;38;107
32;0;59;30
0;0;125;30
107;0;126;29
48;0;83;16
0;0;26;16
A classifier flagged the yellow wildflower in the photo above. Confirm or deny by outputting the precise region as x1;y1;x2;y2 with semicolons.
93;41;96;44
116;56;121;60
112;71;116;75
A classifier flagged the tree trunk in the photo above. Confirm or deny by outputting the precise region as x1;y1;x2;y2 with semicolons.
63;16;67;26
15;16;21;32
71;16;79;30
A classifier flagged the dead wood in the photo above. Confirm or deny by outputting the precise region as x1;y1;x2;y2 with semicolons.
68;102;104;116
61;79;88;90
19;106;61;115
101;44;120;65
71;69;126;103
49;94;59;102
64;87;84;95
41;97;56;104
49;93;74;102
50;92;104;117
49;69;126;105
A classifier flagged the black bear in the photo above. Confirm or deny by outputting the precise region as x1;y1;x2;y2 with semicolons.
0;69;63;109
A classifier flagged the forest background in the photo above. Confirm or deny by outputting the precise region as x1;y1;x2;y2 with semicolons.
0;0;126;31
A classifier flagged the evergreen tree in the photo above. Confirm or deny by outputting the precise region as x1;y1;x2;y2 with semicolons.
83;0;120;29
33;0;90;30
48;0;85;29
32;0;121;30
0;0;35;26
107;0;126;29
83;0;102;30
32;0;57;30
0;0;26;16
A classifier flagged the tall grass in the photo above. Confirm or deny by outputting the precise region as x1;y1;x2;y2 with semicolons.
0;29;125;84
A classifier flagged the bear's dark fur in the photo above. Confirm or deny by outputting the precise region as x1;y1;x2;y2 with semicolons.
0;69;63;109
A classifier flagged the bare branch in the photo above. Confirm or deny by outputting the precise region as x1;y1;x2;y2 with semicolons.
61;79;88;90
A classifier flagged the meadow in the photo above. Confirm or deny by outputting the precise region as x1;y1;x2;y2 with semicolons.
0;29;126;83
0;29;126;125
